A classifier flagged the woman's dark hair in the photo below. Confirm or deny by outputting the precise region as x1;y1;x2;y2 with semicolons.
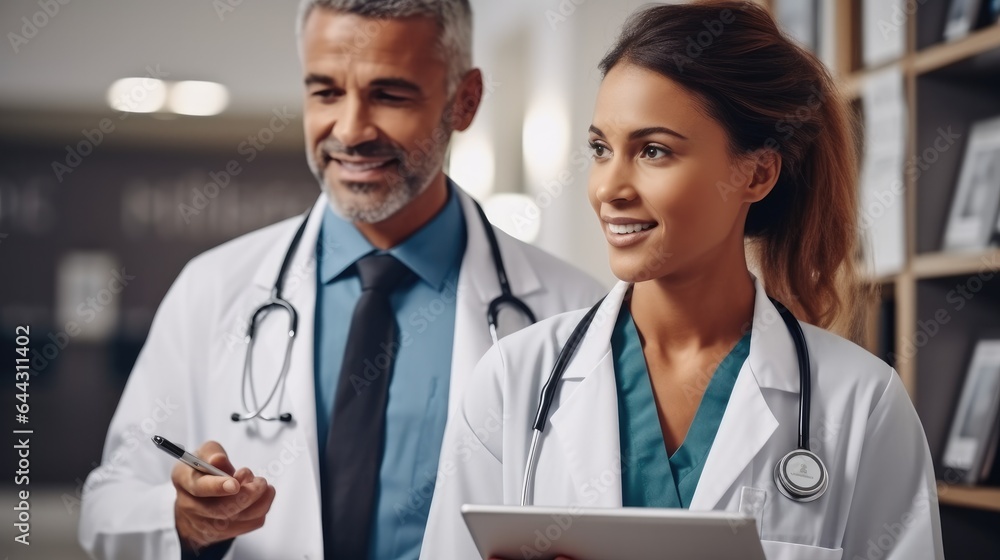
600;0;868;339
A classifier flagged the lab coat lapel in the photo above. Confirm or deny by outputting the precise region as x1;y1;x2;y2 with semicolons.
448;187;543;414
545;282;630;507
689;277;798;510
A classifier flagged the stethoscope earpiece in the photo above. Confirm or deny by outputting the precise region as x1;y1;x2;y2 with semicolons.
773;448;829;502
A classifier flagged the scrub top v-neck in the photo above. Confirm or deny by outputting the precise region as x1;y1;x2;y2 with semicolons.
612;302;751;508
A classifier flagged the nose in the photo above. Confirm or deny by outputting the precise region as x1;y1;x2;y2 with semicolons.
331;95;378;149
592;158;638;205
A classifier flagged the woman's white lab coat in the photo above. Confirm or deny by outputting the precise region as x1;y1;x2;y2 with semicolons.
421;279;945;560
78;188;605;559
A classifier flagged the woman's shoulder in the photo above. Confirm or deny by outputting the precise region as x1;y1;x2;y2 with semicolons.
800;322;901;415
464;304;600;405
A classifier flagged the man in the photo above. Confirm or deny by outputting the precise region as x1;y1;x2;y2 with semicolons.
78;1;603;559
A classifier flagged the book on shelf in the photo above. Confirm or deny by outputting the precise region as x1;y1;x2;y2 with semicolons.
944;0;1000;42
858;66;907;277
772;0;838;71
861;0;906;68
942;114;1000;253
944;0;984;41
942;339;1000;485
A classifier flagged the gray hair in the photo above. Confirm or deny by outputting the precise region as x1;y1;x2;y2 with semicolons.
296;0;473;94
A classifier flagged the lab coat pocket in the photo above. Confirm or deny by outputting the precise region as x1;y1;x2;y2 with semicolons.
761;539;843;560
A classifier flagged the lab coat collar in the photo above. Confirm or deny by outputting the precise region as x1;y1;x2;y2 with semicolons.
251;183;545;304
566;275;801;394
453;186;544;304
251;192;328;292
546;275;798;509
746;274;801;394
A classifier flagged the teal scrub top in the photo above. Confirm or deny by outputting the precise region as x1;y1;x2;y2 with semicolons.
612;302;751;508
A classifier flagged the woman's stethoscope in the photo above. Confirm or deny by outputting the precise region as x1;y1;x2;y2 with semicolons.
230;199;537;424
519;295;829;505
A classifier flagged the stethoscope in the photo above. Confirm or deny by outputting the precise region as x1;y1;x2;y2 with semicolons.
230;198;536;424
519;294;829;505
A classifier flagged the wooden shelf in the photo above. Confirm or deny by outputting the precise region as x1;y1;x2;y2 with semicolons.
937;484;1000;512
911;249;1000;279
778;0;1000;528
912;23;1000;75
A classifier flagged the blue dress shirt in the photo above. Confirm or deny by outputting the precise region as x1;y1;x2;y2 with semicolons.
314;184;466;560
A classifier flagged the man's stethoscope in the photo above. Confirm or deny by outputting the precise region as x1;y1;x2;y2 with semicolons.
519;295;829;505
230;199;537;424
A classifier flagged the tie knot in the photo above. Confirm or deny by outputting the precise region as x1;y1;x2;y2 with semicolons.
355;254;413;293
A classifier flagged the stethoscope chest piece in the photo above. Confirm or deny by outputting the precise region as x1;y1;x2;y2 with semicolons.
773;448;828;502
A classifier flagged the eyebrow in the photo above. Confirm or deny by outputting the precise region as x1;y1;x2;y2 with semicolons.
589;124;689;141
304;74;423;95
305;73;334;87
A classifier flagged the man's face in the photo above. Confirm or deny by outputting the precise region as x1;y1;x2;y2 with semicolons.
301;9;453;223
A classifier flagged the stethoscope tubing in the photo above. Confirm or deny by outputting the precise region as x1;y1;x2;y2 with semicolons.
519;292;822;506
234;198;534;423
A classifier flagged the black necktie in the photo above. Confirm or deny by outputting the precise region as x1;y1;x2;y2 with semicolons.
323;253;414;559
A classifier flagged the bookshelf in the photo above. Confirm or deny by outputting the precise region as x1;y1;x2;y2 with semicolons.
766;0;1000;553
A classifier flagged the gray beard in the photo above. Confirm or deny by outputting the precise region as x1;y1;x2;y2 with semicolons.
311;115;453;224
323;175;430;224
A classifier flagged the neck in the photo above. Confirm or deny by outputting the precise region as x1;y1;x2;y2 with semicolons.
355;173;449;250
629;251;755;357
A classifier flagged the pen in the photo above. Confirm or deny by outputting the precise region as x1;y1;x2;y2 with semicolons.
151;435;231;477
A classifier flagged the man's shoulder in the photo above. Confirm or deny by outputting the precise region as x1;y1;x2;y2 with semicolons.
180;214;302;286
493;226;603;294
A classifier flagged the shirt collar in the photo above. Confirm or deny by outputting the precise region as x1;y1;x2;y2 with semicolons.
317;180;466;290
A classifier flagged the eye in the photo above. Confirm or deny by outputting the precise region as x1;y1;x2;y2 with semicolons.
374;90;411;104
589;141;610;160
640;145;672;160
310;89;338;101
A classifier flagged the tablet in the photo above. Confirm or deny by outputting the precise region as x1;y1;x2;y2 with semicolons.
461;504;766;560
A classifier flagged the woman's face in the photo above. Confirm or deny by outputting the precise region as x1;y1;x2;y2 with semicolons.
587;63;762;283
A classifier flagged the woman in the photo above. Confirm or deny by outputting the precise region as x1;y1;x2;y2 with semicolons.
420;2;943;559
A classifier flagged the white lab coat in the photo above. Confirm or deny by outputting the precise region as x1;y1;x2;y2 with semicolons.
421;279;945;560
78;187;605;560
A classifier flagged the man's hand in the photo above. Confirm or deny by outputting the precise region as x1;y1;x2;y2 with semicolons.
172;441;276;553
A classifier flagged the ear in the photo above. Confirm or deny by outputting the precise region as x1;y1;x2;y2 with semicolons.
448;68;483;132
743;149;781;203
